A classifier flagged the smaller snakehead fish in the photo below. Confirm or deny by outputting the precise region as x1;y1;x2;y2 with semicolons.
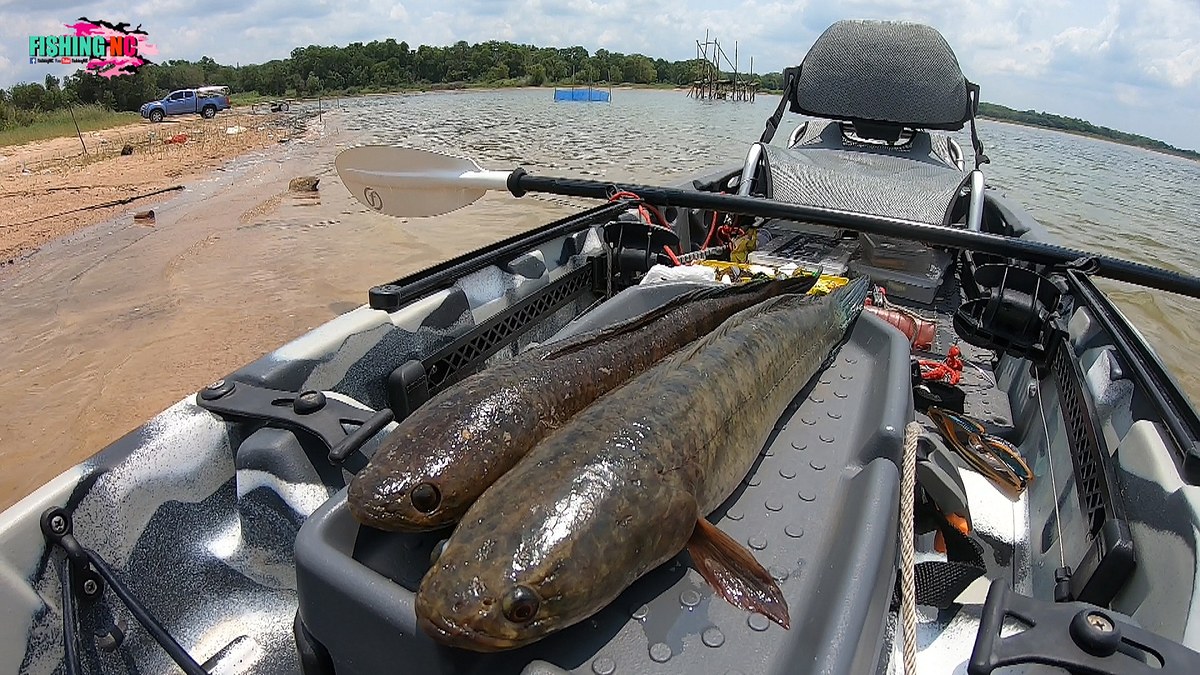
347;274;817;532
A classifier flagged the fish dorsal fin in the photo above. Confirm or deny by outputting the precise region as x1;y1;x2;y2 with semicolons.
540;276;814;361
687;517;791;628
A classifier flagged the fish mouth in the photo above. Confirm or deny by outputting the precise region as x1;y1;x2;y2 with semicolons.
417;611;525;652
348;503;439;533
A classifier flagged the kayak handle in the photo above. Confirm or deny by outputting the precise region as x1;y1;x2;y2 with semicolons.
329;408;395;464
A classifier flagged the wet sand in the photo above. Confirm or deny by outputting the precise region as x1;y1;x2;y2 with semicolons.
0;109;572;510
0;109;309;266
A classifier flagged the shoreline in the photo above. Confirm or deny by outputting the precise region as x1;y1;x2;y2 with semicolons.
0;105;577;512
0;113;351;510
0;107;319;266
978;115;1200;163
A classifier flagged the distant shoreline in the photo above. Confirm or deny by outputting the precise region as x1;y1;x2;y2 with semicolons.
7;83;1196;164
979;115;1200;163
976;102;1199;162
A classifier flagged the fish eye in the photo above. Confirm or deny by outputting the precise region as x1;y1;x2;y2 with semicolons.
501;585;540;624
410;482;441;513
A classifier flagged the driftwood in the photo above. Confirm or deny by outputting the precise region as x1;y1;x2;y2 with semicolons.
5;185;185;229
133;209;156;226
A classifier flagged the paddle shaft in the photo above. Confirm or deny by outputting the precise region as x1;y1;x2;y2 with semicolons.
508;171;1200;298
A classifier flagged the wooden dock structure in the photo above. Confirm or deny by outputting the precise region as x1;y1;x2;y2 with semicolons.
687;31;758;102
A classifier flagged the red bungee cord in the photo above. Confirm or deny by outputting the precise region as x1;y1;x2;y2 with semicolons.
919;345;964;385
610;190;680;265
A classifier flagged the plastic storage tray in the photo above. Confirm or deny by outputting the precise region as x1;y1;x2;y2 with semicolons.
849;255;954;305
748;231;858;277
294;283;914;675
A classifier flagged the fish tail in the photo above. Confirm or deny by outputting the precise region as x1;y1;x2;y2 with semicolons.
831;275;871;329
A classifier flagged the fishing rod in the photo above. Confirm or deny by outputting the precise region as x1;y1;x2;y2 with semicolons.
334;146;1200;300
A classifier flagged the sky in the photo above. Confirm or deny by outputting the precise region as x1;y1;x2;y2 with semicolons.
2;0;1198;149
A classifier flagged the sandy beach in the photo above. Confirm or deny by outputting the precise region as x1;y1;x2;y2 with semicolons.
0;108;314;265
0;105;572;510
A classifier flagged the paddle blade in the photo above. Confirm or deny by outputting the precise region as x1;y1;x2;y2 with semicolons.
335;146;511;218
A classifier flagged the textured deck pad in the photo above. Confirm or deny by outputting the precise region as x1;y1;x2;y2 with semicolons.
295;298;915;675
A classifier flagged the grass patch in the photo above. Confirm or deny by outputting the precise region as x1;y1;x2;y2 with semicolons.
229;91;278;106
0;106;139;148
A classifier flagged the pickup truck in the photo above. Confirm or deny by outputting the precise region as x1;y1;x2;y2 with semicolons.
140;87;231;122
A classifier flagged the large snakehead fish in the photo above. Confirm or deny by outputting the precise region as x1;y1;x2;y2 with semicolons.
348;274;818;531
416;276;871;651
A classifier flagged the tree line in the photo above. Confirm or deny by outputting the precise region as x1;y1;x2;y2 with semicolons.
4;37;1193;158
978;102;1198;159
1;38;786;131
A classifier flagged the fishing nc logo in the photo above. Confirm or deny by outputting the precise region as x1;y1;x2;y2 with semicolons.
28;18;158;78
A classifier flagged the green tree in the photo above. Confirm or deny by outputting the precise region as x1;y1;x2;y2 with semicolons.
527;64;546;86
624;56;656;84
486;64;509;82
9;83;47;110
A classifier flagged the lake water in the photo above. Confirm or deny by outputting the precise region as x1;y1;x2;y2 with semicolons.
341;87;1200;400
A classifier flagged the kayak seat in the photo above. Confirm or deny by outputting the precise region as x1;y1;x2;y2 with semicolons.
747;19;988;229
759;122;971;226
787;20;978;138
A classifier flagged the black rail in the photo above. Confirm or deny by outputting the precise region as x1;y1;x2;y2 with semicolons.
42;507;208;675
367;201;624;311
507;172;1200;299
1066;271;1200;483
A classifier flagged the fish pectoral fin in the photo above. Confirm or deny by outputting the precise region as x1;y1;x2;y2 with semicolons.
686;517;791;629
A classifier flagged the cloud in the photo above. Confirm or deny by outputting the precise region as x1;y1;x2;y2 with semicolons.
1;0;1198;148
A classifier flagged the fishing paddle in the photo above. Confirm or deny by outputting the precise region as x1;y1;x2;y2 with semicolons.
335;145;1200;299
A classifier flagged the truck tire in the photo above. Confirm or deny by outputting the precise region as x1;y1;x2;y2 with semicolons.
201;105;217;119
149;109;164;123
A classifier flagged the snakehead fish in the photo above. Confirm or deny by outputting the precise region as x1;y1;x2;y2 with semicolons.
415;276;870;651
347;274;819;532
